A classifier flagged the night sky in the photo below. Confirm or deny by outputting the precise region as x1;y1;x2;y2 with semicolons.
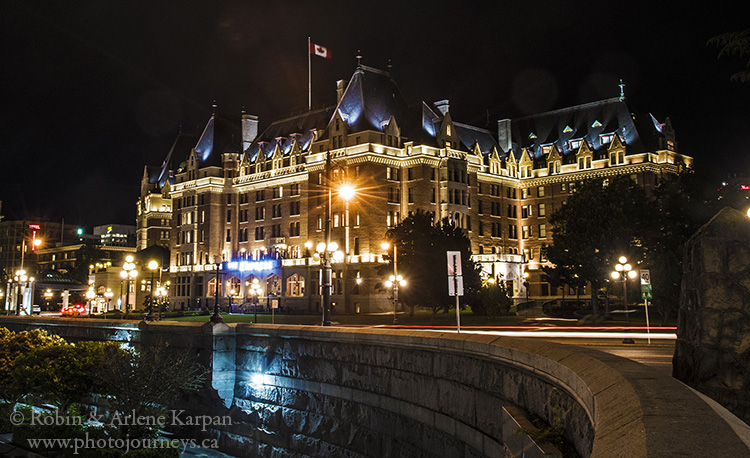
2;1;748;228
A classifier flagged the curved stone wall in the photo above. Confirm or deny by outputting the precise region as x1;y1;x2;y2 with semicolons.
1;317;748;457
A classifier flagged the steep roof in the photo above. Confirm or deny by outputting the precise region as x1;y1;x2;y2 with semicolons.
151;131;197;187
333;65;409;135
510;98;666;159
245;106;335;161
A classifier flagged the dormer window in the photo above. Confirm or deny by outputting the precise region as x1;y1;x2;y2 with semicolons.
528;132;537;139
577;156;592;169
610;151;625;165
592;120;602;128
569;139;582;150
563;125;573;133
600;133;614;145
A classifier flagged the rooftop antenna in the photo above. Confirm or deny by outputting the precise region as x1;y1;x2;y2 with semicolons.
618;79;626;101
356;50;362;67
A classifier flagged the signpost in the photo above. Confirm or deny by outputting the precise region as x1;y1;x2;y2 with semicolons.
447;251;463;333
640;269;652;344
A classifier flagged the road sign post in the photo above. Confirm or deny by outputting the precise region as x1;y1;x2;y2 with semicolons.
640;269;652;344
447;251;463;333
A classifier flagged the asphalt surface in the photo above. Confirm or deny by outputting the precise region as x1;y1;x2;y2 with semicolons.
542;337;676;375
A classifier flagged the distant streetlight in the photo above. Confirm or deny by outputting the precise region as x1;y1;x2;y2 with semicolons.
13;270;27;316
86;287;96;318
120;255;137;315
43;289;53;311
522;271;530;304
340;184;356;257
381;241;403;324
210;260;224;324
104;288;113;316
249;278;261;323
611;255;638;344
146;260;159;320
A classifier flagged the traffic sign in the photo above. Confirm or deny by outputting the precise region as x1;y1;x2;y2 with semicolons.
640;269;651;285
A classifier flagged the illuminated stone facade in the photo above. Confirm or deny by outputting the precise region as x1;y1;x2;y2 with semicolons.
142;64;691;313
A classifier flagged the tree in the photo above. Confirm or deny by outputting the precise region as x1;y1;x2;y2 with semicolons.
545;176;655;320
709;29;750;82
383;210;481;322
67;240;105;283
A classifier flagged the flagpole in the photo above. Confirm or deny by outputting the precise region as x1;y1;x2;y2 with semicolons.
308;36;311;111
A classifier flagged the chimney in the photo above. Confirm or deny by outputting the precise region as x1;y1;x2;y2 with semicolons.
242;113;259;151
435;99;450;116
336;80;347;104
497;119;512;153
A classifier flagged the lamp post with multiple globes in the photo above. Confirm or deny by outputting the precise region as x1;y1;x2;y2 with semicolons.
86;286;95;318
120;256;137;315
146;260;158;320
249;278;260;323
104;289;113;316
381;241;404;324
611;256;638;344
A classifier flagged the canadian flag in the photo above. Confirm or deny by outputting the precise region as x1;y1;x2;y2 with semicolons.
310;42;331;59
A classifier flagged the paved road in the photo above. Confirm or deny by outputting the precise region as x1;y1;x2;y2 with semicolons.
542;337;676;375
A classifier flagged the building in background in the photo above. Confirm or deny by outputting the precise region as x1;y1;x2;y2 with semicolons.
140;64;691;313
92;224;136;247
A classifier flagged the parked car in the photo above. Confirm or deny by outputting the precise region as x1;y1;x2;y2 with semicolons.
31;304;41;315
61;303;86;316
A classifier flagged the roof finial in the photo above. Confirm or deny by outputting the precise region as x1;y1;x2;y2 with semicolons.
241;105;246;115
387;59;392;73
356;50;362;67
618;79;625;101
212;100;217;116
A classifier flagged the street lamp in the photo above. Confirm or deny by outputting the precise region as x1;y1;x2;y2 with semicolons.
104;288;113;316
146;260;158;320
86;287;96;318
522;271;531;307
13;270;27;315
249;278;260;323
120;255;137;315
339;184;356;255
381;241;402;323
210;260;224;324
611;255;638;344
315;240;343;326
384;274;407;325
44;289;53;311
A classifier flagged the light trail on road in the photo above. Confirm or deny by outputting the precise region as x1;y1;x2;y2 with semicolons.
336;324;676;340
